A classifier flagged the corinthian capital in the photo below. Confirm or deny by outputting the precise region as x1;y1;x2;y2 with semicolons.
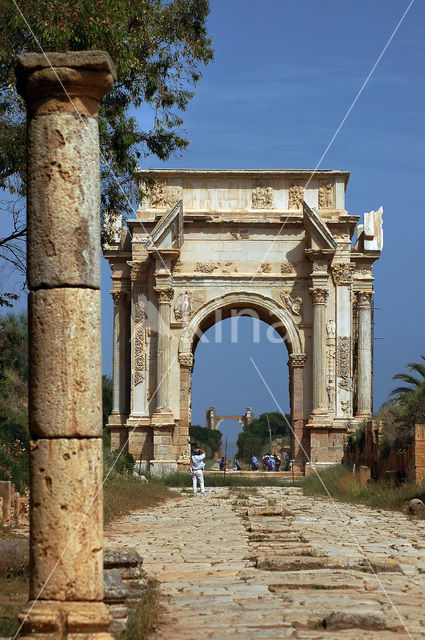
111;290;127;305
130;261;148;282
331;263;355;285
310;287;328;304
356;291;373;308
289;353;307;368
178;352;194;368
155;287;174;303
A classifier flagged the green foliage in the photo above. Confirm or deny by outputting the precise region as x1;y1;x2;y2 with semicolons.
346;421;366;453
189;424;221;458
103;475;176;525
0;0;213;298
237;412;291;461
126;577;162;640
104;448;135;477
102;374;112;448
302;464;425;515
0;312;29;490
378;356;425;452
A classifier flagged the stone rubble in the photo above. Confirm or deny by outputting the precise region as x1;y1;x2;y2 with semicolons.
106;487;425;639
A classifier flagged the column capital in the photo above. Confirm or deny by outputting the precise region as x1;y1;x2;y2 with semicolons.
331;263;355;285
15;51;117;117
130;260;149;282
355;290;374;308
289;353;307;368
111;289;128;305
309;287;329;304
155;287;174;303
178;352;194;368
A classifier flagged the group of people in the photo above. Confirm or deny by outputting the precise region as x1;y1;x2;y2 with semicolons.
190;446;293;497
251;452;291;471
218;456;241;471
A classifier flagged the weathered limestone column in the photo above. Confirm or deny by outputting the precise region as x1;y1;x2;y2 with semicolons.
310;287;328;415
176;352;193;468
150;286;175;474
16;52;116;639
356;291;373;417
289;354;307;468
154;286;174;411
111;290;129;414
109;289;130;450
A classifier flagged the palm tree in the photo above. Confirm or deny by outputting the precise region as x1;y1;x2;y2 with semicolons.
389;356;425;403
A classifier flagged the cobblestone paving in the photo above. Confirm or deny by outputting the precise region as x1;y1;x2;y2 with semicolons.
105;487;425;640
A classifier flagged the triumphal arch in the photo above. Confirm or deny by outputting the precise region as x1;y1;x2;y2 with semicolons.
104;169;383;475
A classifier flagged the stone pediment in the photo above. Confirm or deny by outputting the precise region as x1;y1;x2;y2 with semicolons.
145;199;183;252
303;201;337;251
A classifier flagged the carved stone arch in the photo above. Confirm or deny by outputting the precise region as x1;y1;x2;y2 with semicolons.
179;290;303;357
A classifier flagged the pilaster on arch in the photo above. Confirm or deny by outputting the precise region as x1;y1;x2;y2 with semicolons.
178;291;303;357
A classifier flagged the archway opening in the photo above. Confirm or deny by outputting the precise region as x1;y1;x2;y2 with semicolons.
190;315;291;467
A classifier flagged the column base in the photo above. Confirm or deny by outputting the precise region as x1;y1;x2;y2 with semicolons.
107;412;128;427
18;600;113;639
307;411;332;429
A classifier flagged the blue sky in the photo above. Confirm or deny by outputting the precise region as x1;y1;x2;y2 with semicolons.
146;0;424;441
3;0;425;445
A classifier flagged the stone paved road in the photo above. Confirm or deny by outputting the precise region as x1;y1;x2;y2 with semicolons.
105;487;425;640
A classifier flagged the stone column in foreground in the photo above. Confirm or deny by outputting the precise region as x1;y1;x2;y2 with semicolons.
15;51;116;639
356;291;373;417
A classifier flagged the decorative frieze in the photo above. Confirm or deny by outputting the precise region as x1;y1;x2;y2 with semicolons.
310;287;328;304
318;180;334;209
252;186;273;209
280;291;302;317
134;302;147;386
312;261;327;273
174;290;192;322
194;262;217;273
326;319;336;411
280;262;295;274
332;263;355;285
260;263;272;273
150;181;180;209
288;184;304;210
337;336;351;391
231;230;249;240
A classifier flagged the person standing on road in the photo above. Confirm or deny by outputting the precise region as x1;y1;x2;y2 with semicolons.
191;448;206;496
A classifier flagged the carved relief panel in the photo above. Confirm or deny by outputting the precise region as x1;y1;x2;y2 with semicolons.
133;300;148;386
252;186;273;209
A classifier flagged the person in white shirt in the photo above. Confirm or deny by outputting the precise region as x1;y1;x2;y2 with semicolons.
190;448;206;496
